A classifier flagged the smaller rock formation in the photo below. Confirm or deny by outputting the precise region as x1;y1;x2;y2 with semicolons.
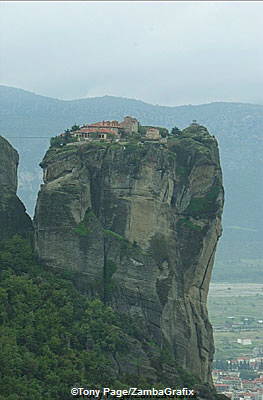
0;136;32;241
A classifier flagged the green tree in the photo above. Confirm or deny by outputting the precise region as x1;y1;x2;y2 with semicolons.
71;124;80;131
50;136;64;147
170;126;181;135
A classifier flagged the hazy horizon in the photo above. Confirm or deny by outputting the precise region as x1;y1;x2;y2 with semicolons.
2;84;263;108
1;1;263;106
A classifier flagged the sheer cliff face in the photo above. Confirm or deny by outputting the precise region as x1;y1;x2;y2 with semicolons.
0;136;32;241
34;127;224;384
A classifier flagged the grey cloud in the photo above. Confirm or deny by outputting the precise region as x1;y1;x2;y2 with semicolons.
0;1;262;105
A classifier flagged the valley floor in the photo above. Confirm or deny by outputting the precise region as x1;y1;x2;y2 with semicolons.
208;283;263;399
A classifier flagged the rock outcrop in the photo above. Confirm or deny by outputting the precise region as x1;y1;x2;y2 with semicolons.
0;136;32;241
34;125;224;386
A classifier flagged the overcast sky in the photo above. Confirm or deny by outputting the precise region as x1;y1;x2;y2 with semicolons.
0;1;262;106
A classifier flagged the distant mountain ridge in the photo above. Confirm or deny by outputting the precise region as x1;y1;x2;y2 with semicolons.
0;85;262;282
2;85;263;135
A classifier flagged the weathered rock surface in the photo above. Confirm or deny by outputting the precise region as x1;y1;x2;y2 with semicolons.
34;125;224;387
0;136;32;241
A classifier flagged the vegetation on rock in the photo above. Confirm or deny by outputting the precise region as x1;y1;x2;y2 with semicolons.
186;184;221;218
73;209;95;237
170;126;181;136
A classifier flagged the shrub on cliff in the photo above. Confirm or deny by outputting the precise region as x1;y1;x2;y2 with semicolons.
50;133;78;148
50;135;65;147
170;126;181;136
71;124;80;131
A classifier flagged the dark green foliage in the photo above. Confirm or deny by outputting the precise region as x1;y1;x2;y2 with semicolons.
182;124;209;136
176;166;189;180
124;143;147;157
103;229;127;242
186;185;221;218
176;217;206;269
186;196;214;217
73;208;95;236
138;125;146;135
0;236;130;399
170;126;181;136
0;235;35;275
104;260;117;281
177;367;200;388
177;217;202;232
157;127;169;137
50;134;78;148
123;143;139;152
71;124;80;131
0;194;33;242
65;135;79;145
50;135;64;147
167;139;193;183
167;151;176;163
73;222;90;236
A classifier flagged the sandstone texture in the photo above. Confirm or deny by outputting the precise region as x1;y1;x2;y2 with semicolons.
34;125;224;388
0;136;32;241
